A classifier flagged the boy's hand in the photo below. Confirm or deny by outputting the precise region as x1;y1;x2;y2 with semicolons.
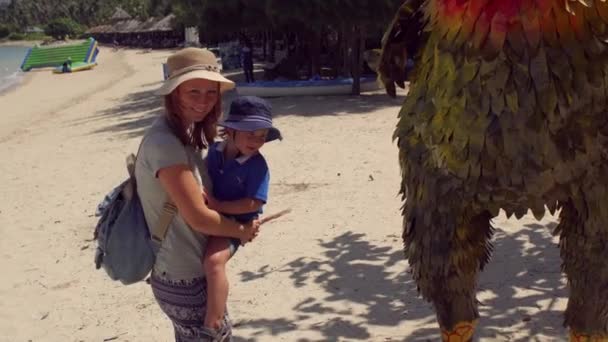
239;219;261;245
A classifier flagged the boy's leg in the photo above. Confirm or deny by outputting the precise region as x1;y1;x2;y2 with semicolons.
203;237;233;329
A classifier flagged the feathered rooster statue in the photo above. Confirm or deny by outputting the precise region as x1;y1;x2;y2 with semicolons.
379;0;608;341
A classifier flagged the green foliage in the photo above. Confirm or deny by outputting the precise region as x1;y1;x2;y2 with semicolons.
170;0;402;42
0;24;10;39
111;0;151;19
168;0;401;88
0;0;168;28
148;0;173;17
8;32;24;40
45;17;84;40
0;0;399;39
23;32;51;41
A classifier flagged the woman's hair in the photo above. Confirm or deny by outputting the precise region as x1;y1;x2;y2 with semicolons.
163;86;221;150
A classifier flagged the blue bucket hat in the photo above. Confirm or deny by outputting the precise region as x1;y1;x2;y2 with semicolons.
220;96;282;142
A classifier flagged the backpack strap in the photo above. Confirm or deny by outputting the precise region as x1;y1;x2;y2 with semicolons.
133;134;177;250
151;202;177;245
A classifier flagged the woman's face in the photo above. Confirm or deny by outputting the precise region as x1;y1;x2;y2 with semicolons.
175;78;219;124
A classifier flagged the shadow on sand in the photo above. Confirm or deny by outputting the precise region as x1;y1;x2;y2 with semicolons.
233;220;566;341
69;87;163;139
73;87;405;140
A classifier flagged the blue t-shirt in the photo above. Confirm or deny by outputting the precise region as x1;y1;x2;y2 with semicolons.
206;141;269;222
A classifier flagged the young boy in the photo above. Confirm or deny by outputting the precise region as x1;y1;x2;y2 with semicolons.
202;96;282;332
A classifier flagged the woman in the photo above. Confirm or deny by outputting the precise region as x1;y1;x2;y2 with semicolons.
135;47;260;341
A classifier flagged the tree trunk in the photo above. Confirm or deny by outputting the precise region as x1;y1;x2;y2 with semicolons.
304;31;312;78
342;24;352;78
262;30;267;61
351;25;363;95
269;30;276;63
311;29;322;77
335;28;343;76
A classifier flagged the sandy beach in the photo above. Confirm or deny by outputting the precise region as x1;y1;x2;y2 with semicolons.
0;40;44;47
0;46;568;341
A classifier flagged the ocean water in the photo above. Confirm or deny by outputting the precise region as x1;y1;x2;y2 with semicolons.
0;46;30;93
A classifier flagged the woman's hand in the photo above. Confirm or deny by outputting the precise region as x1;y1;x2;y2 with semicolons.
239;219;261;245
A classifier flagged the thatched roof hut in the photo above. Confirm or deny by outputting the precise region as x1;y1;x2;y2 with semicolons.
110;8;132;22
87;14;183;48
88;14;177;34
87;19;143;34
145;14;176;32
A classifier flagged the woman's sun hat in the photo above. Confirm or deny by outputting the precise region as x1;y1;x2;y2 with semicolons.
155;47;235;96
220;96;282;142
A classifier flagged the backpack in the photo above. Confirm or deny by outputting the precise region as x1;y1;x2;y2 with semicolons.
93;147;176;285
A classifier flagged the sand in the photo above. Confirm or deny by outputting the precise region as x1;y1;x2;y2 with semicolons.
0;46;568;341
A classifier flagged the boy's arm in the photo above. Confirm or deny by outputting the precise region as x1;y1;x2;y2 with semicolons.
203;189;264;214
211;198;264;215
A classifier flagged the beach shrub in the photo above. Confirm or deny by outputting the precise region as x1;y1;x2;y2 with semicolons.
8;32;25;40
23;32;50;41
45;18;84;40
0;24;10;39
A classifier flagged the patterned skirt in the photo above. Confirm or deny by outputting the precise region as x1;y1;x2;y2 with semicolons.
150;273;232;342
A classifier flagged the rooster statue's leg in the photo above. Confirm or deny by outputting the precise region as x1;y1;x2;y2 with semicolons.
556;199;608;341
404;192;494;342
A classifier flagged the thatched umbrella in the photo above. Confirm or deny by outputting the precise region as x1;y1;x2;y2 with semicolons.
110;7;132;23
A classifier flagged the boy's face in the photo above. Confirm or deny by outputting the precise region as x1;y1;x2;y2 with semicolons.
233;129;268;156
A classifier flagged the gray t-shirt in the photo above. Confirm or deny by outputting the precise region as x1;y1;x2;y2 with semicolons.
135;116;212;280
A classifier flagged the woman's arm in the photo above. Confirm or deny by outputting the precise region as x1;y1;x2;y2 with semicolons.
157;164;258;241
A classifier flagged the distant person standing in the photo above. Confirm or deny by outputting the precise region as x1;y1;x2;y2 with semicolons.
241;38;254;83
